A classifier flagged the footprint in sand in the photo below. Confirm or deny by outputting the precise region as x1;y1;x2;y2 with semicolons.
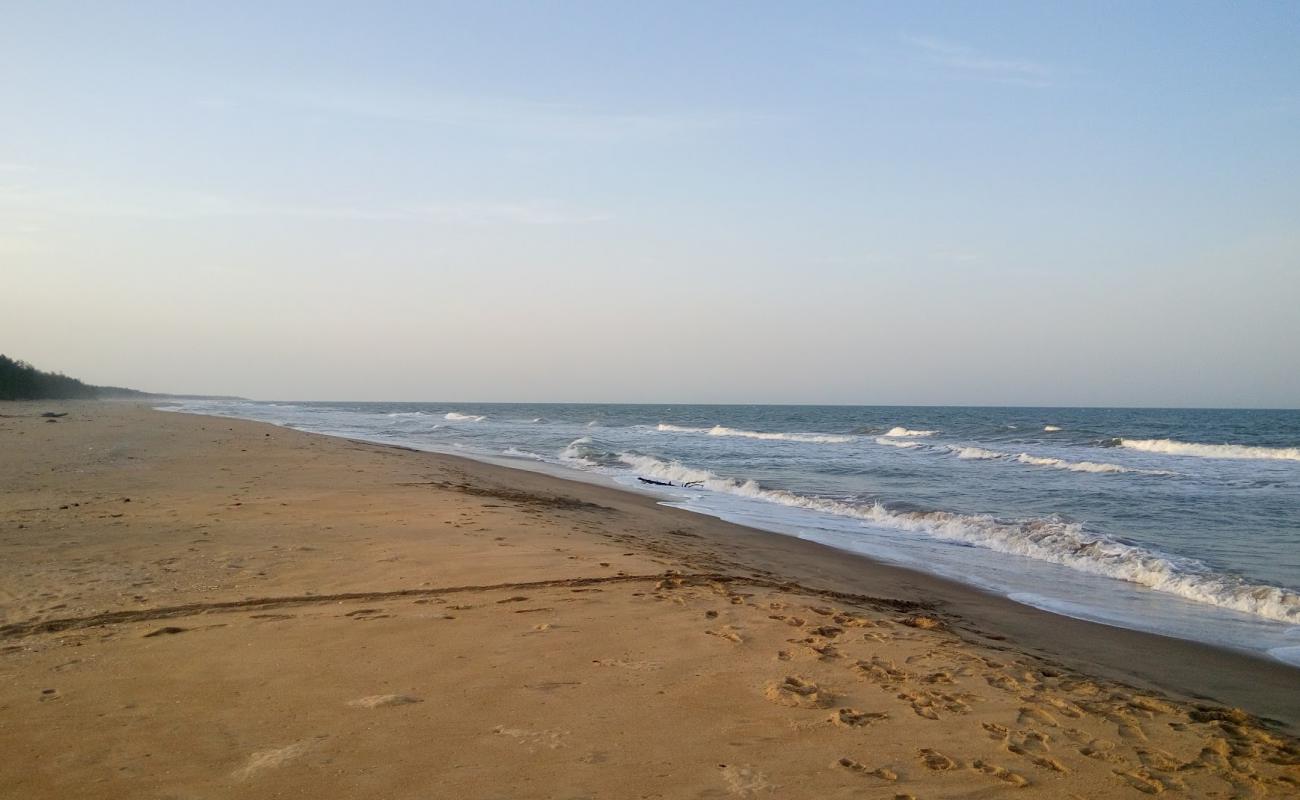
917;748;959;771
765;676;834;708
833;708;889;728
706;627;744;643
493;726;567;751
347;694;421;709
1079;738;1126;764
1017;706;1058;727
837;758;897;780
1113;769;1166;795
719;764;773;797
972;759;1029;787
233;742;311;780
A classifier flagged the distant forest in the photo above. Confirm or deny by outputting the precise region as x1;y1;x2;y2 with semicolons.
0;355;151;401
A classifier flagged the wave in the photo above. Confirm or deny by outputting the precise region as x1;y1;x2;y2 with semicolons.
1044;425;1062;432
619;453;1298;623
936;444;1160;475
875;437;920;449
1015;454;1167;475
882;427;935;437
948;446;1004;460
657;423;853;444
1119;438;1300;462
559;437;624;468
386;411;432;418
444;412;486;422
502;447;544;461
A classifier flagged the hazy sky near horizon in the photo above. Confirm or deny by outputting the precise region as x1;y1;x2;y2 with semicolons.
3;2;1298;406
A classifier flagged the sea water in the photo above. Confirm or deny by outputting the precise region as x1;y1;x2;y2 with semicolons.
159;401;1300;666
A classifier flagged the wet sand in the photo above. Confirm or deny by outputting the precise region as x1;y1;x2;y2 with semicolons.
1;401;1297;798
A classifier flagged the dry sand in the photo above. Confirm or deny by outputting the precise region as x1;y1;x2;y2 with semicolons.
1;402;1297;799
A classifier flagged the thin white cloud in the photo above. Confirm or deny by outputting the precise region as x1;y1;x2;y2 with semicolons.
0;183;609;226
903;35;1051;88
260;88;756;142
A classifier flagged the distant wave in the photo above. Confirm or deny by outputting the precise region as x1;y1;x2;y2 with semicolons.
619;453;1298;623
1044;425;1062;432
1015;453;1167;475
948;445;1003;460
882;427;935;437
939;445;1163;474
444;412;486;422
386;411;432;418
875;437;920;449
1120;438;1300;462
657;423;853;444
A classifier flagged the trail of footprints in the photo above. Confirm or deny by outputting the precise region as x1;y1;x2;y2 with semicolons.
650;577;1300;797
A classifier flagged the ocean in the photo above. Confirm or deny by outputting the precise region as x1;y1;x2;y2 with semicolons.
159;400;1300;666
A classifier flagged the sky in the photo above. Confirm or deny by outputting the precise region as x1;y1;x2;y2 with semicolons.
2;2;1298;406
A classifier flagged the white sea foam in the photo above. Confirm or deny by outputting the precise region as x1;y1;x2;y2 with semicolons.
939;445;1162;475
1015;453;1166;475
619;453;1299;623
875;437;920;449
1044;425;1062;432
502;447;544;461
444;412;486;422
882;427;935;437
656;423;853;444
949;446;1004;460
386;411;431;418
1120;438;1300;462
560;436;596;465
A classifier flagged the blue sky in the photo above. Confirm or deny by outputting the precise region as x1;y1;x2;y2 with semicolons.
2;2;1298;405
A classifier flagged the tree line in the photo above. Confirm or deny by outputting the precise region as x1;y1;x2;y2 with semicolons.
0;355;149;401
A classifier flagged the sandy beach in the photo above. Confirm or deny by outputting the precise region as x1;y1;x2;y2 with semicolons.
1;402;1297;799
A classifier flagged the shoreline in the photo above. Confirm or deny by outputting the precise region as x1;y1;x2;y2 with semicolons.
3;401;1297;798
216;417;1300;729
156;399;1300;669
356;436;1300;730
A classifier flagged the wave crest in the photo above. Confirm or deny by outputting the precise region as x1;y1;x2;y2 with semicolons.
875;437;920;449
1120;438;1300;462
444;412;486;422
1015;454;1168;475
620;453;1298;623
657;423;854;444
882;427;935;437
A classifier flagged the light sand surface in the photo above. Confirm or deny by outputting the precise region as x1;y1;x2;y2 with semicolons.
1;402;1297;799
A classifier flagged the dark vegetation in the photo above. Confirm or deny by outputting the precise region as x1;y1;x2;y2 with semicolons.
0;354;246;402
0;354;152;401
2;354;96;400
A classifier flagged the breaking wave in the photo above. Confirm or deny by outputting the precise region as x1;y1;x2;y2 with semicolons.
1119;438;1300;462
657;423;853;444
559;437;624;468
948;446;1004;460
619;453;1298;623
1015;454;1167;475
882;427;935;437
502;447;544;461
444;412;486;422
1044;425;1062;432
931;445;1161;475
875;437;920;449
